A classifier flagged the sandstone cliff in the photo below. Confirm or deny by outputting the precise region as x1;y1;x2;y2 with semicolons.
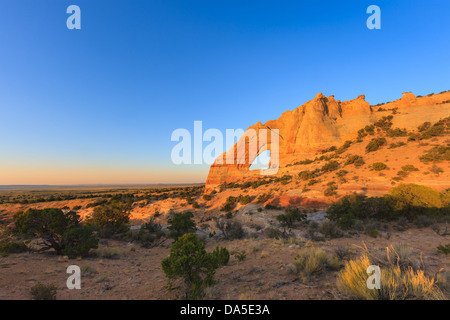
205;91;450;191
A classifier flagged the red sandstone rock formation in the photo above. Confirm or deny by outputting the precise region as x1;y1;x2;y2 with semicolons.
205;91;450;191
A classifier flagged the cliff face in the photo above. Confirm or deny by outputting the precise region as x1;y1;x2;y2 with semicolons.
205;91;450;191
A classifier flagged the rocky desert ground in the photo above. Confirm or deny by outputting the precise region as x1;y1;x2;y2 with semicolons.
0;90;449;300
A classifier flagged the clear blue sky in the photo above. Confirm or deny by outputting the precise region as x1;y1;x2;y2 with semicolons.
0;0;449;184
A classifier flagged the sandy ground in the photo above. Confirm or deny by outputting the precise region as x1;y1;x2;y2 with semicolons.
0;221;448;300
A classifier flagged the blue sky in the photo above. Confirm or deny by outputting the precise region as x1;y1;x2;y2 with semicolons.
0;0;449;184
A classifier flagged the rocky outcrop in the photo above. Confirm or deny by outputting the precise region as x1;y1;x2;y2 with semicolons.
205;91;450;191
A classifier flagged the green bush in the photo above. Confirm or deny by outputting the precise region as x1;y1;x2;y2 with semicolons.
215;219;244;240
220;196;236;211
387;128;408;137
374;115;394;131
202;194;211;201
319;221;343;239
345;155;364;167
276;207;306;230
387;184;444;218
419;145;450;163
321;160;340;172
437;244;450;255
14;208;98;258
324;183;338;197
30;282;57;300
336;170;348;177
366;137;387;152
256;193;272;204
128;218;164;248
0;240;27;257
86;201;131;238
372;162;387;171
167;212;196;240
298;170;315;181
327;194;394;229
401;165;419;172
237;195;251;205
161;233;229;299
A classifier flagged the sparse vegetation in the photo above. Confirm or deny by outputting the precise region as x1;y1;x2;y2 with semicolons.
337;254;444;300
161;233;229;300
372;162;387;171
366;137;387;152
167;212;196;240
30;282;57;300
14;208;98;258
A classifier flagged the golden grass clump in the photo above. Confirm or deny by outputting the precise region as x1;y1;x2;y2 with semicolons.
295;246;340;277
337;255;445;300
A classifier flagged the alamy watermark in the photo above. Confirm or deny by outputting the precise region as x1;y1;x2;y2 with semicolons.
171;121;279;175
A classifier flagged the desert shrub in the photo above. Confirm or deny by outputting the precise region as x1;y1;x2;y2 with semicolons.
335;246;353;261
298;170;315;180
256;193;272;204
235;252;247;262
321;160;340;172
337;255;444;300
374;115;393;131
307;179;319;186
397;170;409;178
60;225;100;258
265;227;283;239
202;194;211;201
430;164;444;175
275;174;293;185
129;218;164;248
418;122;432;132
0;240;27;257
91;247;121;259
387;128;408;137
30;282;57;300
372;162;387;171
294;246;340;277
276;207;306;230
327;194;394;229
387;184;444;218
161;233;229;299
14;208;98;258
388;142;406;149
413;215;435;228
211;246;230;266
401;164;419;172
366;137;387;152
86;199;108;209
419;145;450;163
237;195;251;205
215;219;244;240
86;201;131;238
324;183;338;197
345;155;364;167
336;170;348;177
319;221;343;239
167;212;196;240
336;140;353;154
220;196;236;211
437;244;450;255
306;222;321;240
368;229;378;238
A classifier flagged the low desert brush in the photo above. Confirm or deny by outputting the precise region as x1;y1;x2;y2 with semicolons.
294;246;340;277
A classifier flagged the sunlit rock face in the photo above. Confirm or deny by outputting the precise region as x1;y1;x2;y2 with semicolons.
205;91;450;192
